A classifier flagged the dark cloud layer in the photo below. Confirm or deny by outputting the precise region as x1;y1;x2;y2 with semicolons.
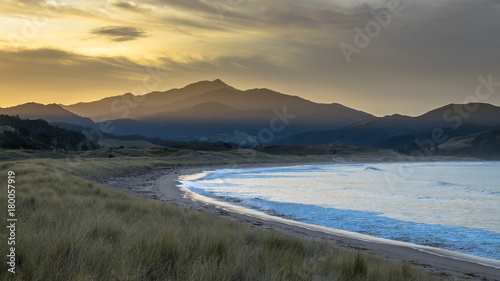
113;2;136;10
90;26;146;42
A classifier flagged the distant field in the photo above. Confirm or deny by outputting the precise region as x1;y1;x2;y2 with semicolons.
99;138;163;148
0;125;15;134
0;152;453;281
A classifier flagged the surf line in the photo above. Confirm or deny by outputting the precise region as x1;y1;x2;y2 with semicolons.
176;171;500;271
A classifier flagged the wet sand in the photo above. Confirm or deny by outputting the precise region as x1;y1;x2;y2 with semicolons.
98;164;500;281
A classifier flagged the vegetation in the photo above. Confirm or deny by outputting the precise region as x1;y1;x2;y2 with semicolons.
99;138;163;148
0;156;458;280
438;129;500;160
0;115;98;151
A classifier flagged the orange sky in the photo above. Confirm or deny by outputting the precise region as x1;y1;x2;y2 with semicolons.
0;0;499;116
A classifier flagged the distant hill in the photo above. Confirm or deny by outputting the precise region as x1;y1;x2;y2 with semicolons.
100;102;276;142
0;103;96;128
49;122;177;147
6;80;500;151
0;115;97;150
139;87;371;126
438;129;500;160
101;99;372;143
62;79;236;122
277;103;500;149
59;79;372;142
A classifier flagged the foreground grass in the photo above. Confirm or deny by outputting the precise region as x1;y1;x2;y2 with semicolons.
0;158;453;280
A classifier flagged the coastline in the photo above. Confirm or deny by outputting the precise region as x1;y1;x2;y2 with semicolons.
98;163;500;281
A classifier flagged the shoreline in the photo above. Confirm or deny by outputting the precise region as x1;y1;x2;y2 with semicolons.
98;162;500;281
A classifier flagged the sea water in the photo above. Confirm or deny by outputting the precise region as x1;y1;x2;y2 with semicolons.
178;162;500;260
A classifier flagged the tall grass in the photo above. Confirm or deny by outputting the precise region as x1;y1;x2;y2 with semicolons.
0;159;455;280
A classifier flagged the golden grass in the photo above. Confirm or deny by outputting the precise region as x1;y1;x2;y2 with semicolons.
0;157;458;280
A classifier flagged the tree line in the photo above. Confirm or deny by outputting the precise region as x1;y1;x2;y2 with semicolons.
0;115;98;151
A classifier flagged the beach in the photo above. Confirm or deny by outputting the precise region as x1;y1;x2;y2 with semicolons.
98;164;500;281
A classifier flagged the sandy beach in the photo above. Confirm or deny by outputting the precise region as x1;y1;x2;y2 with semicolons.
98;164;500;281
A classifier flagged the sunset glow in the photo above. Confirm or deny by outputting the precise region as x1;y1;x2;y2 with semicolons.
1;0;499;116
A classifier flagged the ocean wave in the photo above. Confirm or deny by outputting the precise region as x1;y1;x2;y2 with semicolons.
435;181;456;186
178;172;207;181
364;166;384;171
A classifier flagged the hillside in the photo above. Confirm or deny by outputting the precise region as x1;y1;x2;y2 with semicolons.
438;129;500;160
139;87;372;126
0;115;98;150
100;102;276;142
0;103;96;128
99;138;163;148
62;79;236;122
62;80;372;128
278;103;500;149
57;80;373;142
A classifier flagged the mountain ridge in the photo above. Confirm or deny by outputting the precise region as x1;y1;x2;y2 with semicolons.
61;79;373;124
277;103;500;148
0;103;96;128
62;79;236;121
3;80;499;151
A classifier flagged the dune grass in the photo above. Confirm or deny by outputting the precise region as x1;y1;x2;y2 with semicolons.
0;158;457;280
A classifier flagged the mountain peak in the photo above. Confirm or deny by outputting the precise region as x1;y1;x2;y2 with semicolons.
6;102;64;112
181;79;235;92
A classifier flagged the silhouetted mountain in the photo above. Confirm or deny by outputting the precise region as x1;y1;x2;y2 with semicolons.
59;80;372;142
102;102;276;142
99;95;372;143
139;87;371;126
62;79;235;122
277;103;500;148
0;103;96;128
0;115;97;150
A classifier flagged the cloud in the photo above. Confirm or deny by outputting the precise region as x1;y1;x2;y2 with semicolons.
89;26;146;42
0;47;161;106
113;2;136;10
150;0;218;15
0;47;153;80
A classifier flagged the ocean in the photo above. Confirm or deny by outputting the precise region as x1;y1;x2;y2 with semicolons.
178;162;500;261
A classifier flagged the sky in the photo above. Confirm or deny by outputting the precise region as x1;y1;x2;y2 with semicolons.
0;0;499;116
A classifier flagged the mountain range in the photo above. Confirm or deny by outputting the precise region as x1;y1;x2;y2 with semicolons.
1;79;499;152
277;103;500;150
62;79;374;143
